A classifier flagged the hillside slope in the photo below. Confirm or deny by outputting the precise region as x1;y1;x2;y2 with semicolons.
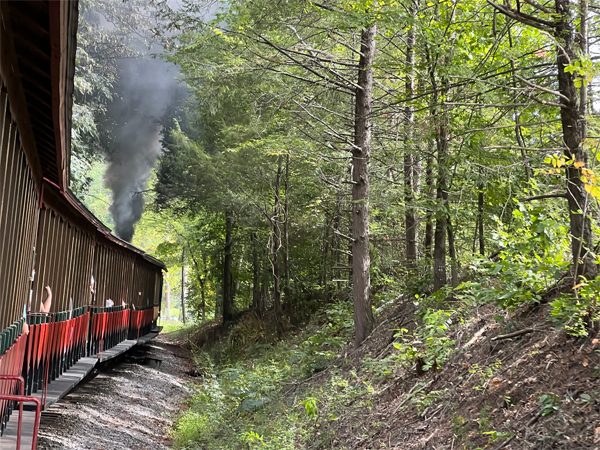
322;300;600;449
172;296;600;450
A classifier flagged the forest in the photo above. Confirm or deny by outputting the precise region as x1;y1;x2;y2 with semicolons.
73;0;600;448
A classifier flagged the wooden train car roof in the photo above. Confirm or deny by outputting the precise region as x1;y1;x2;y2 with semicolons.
1;1;76;190
1;0;165;272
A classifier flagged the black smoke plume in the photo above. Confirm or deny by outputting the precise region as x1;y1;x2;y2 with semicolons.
103;57;180;242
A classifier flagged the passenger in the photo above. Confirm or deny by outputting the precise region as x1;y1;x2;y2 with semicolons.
90;276;96;305
40;286;52;313
22;322;29;335
106;299;114;308
122;300;126;308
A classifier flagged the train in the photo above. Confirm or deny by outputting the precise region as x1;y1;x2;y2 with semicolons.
0;1;165;446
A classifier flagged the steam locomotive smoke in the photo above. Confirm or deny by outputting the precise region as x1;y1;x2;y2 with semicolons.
105;123;161;242
104;58;179;242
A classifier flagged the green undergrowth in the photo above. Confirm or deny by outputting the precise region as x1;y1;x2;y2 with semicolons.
173;303;356;449
172;279;600;449
172;295;463;450
161;320;198;337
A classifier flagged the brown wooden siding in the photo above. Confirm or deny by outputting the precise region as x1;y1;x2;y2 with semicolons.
92;240;135;307
32;205;94;313
0;85;40;331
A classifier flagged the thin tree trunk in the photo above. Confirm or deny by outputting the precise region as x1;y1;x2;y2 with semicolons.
478;175;485;256
447;213;458;288
283;153;291;301
352;24;376;346
321;226;329;286
330;205;342;295
181;248;187;324
223;211;233;323
424;149;434;259
272;154;284;336
580;0;588;138
201;253;208;322
427;42;449;291
198;277;206;322
404;13;417;267
433;108;449;291
164;280;170;320
215;282;222;319
251;232;261;313
555;0;597;280
186;243;207;322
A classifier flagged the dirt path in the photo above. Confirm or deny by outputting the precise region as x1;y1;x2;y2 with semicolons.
37;335;193;450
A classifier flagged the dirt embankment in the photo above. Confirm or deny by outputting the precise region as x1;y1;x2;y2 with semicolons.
317;300;600;450
37;335;193;450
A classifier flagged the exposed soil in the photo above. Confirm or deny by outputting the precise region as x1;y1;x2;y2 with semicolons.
312;299;600;450
37;335;193;450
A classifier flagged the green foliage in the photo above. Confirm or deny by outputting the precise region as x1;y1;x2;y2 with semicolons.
161;320;195;336
299;397;320;419
410;389;445;416
565;57;596;88
393;309;456;373
539;392;561;417
173;302;356;449
550;277;600;336
490;202;570;310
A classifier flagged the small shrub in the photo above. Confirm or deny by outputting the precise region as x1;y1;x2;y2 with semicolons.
550;277;600;336
393;309;455;373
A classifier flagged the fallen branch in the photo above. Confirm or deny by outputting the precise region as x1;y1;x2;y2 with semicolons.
493;408;544;450
392;379;434;415
491;328;535;341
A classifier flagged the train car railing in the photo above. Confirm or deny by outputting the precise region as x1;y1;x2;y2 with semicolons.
128;307;155;341
88;306;131;359
23;308;89;407
0;375;42;450
0;320;28;436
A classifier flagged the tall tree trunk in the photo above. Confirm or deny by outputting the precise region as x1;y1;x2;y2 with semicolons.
555;0;597;280
329;205;342;296
424;149;434;259
352;24;376;346
272;154;284;336
283;153;291;301
427;42;449;291
215;282;222;319
489;0;596;281
251;232;261;314
181;249;187;324
223;211;234;323
164;280;170;320
201;253;208;322
579;0;588;138
404;13;417;267
447;213;458;288
478;175;485;256
186;244;207;322
198;273;206;322
433;113;449;291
